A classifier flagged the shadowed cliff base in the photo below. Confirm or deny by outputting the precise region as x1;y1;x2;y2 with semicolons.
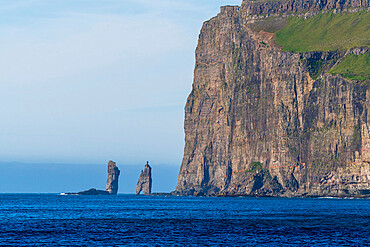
173;0;370;197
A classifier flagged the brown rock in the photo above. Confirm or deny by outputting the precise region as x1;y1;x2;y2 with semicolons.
106;160;120;195
173;0;370;197
136;162;152;195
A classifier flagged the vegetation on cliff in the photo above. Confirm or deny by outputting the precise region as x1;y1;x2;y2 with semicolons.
329;54;370;81
275;10;369;52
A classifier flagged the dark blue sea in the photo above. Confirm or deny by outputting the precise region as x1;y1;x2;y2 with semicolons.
0;194;369;246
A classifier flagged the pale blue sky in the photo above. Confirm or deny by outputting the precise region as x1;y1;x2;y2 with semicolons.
0;0;241;167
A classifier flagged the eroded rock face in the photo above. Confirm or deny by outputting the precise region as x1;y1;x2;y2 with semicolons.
106;160;120;195
136;162;152;195
174;0;370;197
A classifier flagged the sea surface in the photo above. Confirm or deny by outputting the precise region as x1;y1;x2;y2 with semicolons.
0;194;369;246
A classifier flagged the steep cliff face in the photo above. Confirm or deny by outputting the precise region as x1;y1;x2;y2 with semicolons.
174;0;369;197
136;162;152;195
106;160;120;195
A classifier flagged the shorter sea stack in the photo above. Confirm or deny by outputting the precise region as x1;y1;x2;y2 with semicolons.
136;161;152;195
65;160;120;195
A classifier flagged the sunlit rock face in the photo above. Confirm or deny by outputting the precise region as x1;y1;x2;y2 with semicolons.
174;0;370;197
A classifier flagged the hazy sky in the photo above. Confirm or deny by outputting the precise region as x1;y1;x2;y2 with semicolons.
0;0;241;166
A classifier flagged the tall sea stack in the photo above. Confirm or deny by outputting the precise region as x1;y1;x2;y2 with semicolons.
136;162;152;195
106;160;120;195
66;160;121;195
174;0;370;197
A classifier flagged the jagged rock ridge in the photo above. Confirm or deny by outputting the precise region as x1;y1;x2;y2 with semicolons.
174;0;370;197
136;162;152;195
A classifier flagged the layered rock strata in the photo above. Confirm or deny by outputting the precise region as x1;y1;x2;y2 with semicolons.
174;0;370;197
136;162;152;195
241;0;368;16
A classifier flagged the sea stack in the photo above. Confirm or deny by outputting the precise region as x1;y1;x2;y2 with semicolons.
136;161;152;195
106;160;120;195
65;160;120;195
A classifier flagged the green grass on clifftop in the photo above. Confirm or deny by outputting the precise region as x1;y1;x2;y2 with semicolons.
329;54;370;81
275;10;370;52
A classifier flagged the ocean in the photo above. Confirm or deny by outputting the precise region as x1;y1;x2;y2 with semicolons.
0;194;369;246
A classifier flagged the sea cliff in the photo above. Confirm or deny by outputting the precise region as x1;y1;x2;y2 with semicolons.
174;0;370;197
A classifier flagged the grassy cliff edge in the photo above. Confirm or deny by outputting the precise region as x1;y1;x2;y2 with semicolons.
275;10;369;52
